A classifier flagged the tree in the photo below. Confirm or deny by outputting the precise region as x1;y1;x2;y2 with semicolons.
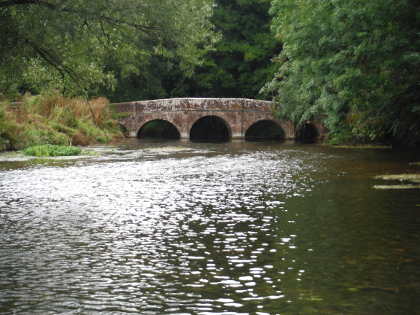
266;0;420;146
182;0;280;99
0;0;215;99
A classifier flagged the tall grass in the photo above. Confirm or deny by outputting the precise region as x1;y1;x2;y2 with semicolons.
0;102;18;151
0;93;122;151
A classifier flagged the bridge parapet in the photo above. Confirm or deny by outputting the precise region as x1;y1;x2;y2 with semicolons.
114;98;274;114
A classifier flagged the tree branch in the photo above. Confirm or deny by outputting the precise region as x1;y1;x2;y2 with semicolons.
0;0;55;8
0;0;159;33
24;38;83;88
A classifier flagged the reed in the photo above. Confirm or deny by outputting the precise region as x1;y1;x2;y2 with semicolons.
0;93;122;151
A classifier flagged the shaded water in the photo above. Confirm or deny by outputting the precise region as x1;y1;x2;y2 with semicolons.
0;140;419;314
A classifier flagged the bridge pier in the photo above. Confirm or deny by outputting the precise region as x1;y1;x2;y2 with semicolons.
232;132;244;140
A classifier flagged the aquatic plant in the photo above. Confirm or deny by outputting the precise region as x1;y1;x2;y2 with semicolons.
23;144;82;157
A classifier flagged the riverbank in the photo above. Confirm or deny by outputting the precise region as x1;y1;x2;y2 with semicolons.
0;94;123;152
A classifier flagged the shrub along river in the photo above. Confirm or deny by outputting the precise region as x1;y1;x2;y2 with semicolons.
0;140;419;314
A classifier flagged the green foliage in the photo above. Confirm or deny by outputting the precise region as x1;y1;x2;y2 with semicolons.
23;144;82;157
0;0;215;99
266;0;420;146
20;126;70;148
76;119;112;143
0;101;19;150
0;93;122;151
182;0;280;98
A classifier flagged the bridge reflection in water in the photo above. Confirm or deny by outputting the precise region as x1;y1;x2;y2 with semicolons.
115;98;325;143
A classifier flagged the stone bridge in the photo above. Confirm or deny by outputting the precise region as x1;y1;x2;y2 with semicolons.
114;98;326;141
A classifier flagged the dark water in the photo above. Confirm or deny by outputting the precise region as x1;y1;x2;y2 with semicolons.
0;140;419;314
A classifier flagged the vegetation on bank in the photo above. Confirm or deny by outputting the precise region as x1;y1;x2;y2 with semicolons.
0;94;122;152
265;0;420;147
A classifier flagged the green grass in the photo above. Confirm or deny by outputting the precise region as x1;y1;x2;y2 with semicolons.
23;144;82;157
0;94;123;152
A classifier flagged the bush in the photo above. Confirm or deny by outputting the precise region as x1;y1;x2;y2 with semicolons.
23;144;82;157
0;102;18;150
327;129;355;146
0;93;122;151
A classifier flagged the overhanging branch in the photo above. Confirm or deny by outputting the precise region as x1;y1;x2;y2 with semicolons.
25;38;83;88
0;0;159;33
0;0;55;8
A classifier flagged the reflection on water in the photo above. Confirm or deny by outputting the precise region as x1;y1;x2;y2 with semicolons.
0;140;419;314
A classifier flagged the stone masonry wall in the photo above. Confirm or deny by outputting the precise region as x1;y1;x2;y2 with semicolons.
114;98;323;140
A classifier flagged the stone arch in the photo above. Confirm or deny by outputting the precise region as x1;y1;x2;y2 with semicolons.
243;116;295;140
245;119;286;142
190;115;232;142
137;119;181;140
133;112;185;138
296;122;320;143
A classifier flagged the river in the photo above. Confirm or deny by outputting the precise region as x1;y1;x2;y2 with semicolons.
0;140;419;314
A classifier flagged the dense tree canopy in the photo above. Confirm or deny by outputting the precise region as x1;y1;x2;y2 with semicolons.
265;0;420;146
183;0;280;99
0;0;215;99
2;0;419;146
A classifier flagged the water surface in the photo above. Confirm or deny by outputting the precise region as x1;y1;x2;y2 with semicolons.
0;140;419;314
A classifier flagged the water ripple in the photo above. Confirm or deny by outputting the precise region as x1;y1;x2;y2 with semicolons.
2;142;417;313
